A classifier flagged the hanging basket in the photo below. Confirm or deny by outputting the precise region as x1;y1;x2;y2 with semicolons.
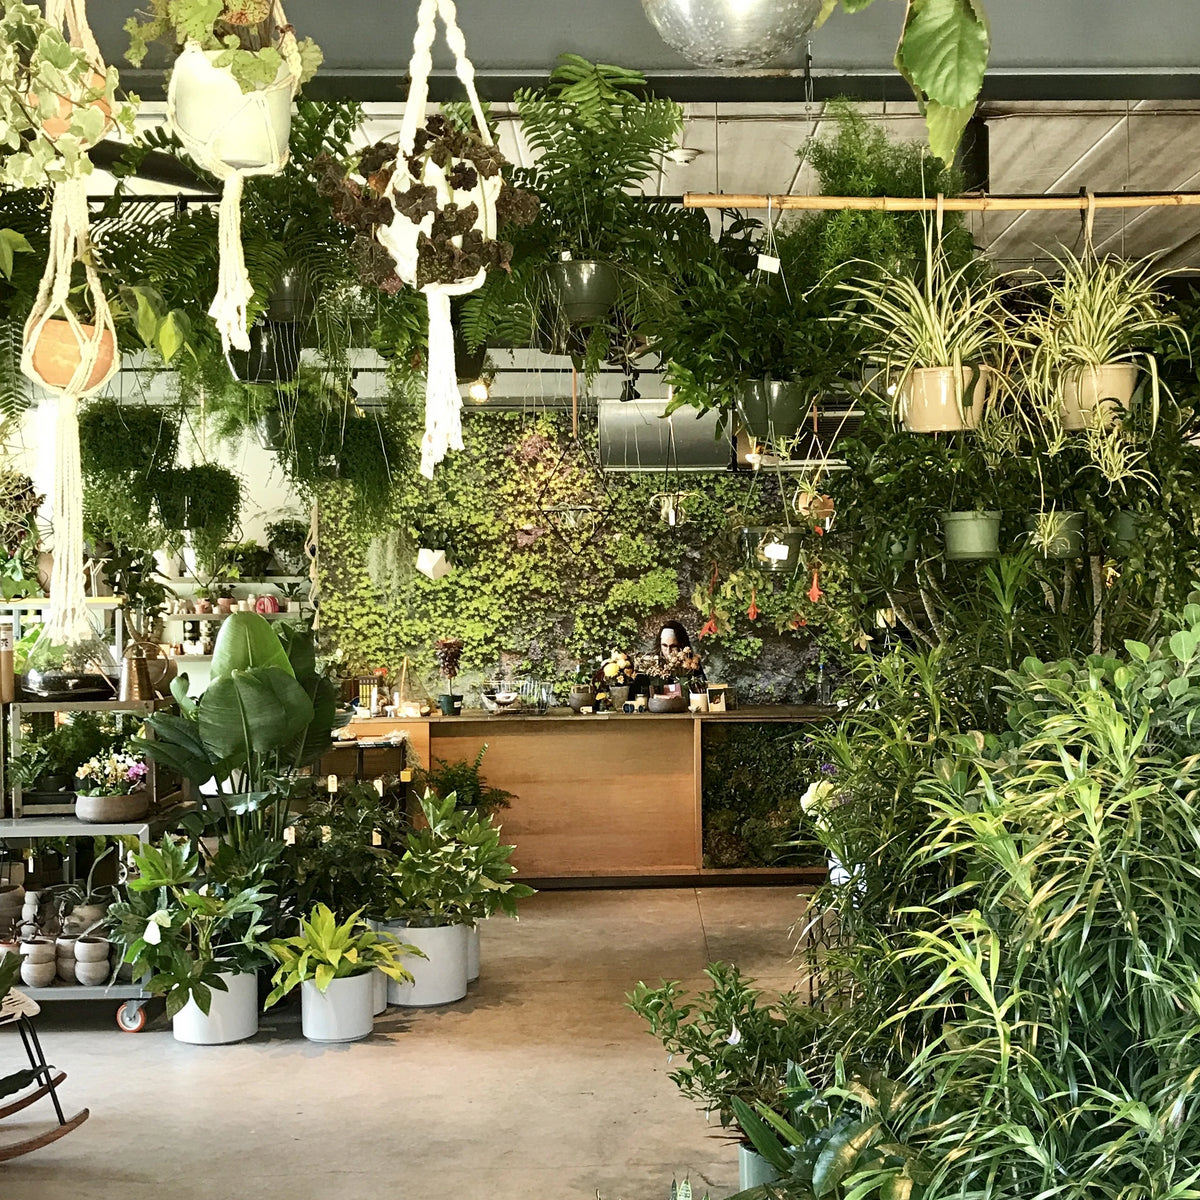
170;44;294;174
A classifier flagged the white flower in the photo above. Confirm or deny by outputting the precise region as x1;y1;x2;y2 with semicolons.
142;910;171;945
727;1023;742;1046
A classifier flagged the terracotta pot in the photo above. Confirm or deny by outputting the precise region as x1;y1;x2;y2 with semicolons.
900;366;993;433
217;597;235;614
29;70;111;142
29;319;116;393
1058;363;1138;431
75;791;150;823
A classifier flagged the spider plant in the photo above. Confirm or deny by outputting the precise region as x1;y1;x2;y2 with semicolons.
837;224;1013;433
1023;248;1185;488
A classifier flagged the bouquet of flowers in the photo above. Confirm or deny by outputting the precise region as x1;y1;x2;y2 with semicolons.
75;751;148;798
645;648;705;685
597;649;637;688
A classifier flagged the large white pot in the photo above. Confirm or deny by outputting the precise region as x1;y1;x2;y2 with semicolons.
301;974;375;1043
1058;363;1138;431
172;970;259;1045
382;922;469;1007
373;969;388;1015
900;365;993;433
169;44;293;174
467;923;480;983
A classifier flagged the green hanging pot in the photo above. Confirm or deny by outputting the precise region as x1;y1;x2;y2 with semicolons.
735;378;808;442
941;511;1001;561
738;525;804;572
544;260;620;324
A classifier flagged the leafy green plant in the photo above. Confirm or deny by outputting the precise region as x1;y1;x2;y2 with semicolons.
628;963;824;1131
263;903;417;1006
411;744;514;815
0;0;138;188
125;0;322;92
383;791;533;926
108;836;273;1017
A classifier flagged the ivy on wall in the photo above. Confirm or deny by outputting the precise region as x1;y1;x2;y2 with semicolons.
316;408;855;701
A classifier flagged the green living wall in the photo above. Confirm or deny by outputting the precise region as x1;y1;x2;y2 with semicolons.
316;408;840;702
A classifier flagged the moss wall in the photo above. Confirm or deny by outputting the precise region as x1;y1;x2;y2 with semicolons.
316;410;839;702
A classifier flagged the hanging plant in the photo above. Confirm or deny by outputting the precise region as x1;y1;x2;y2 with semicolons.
126;0;323;353
0;0;138;189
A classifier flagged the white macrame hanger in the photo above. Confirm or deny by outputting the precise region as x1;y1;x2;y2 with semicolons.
390;0;496;479
21;0;119;644
167;0;300;352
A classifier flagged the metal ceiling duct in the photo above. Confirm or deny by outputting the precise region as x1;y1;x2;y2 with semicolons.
640;0;824;70
599;397;730;472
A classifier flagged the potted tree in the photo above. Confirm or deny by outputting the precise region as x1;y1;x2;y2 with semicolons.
264;904;418;1042
108;837;273;1044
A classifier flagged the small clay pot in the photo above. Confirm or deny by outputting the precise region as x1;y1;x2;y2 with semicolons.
75;792;150;823
0;883;24;913
21;958;56;988
29;319;116;393
19;937;55;964
74;958;109;986
217;597;235;614
74;936;110;963
56;955;77;984
28;70;111;142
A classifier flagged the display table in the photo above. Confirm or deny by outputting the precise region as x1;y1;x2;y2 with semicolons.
339;706;833;882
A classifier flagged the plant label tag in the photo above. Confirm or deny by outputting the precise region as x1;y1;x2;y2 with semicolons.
401;769;413;782
756;253;781;274
283;826;295;846
375;778;385;797
764;541;790;561
326;773;337;793
372;829;382;847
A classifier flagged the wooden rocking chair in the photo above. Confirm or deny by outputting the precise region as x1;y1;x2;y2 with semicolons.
0;986;89;1161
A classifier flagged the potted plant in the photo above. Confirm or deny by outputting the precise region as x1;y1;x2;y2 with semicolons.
645;648;704;713
566;664;596;713
1023;248;1185;486
380;792;531;1005
840;223;1010;434
628;963;823;1192
434;637;464;716
264;904;418;1042
125;1;322;174
597;649;637;710
265;517;308;575
512;55;682;330
72;749;150;823
108;837;272;1044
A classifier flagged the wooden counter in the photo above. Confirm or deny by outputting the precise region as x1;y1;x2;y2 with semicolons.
338;706;833;881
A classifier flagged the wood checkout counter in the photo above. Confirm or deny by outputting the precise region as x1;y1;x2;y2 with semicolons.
329;706;833;883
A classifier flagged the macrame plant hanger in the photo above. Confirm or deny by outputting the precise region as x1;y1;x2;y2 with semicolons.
166;0;301;353
20;0;118;645
381;0;498;479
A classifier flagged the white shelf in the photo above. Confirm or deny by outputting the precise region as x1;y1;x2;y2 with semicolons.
0;816;154;838
161;610;300;623
11;698;169;713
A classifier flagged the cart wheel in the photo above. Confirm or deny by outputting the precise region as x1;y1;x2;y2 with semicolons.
115;1002;147;1033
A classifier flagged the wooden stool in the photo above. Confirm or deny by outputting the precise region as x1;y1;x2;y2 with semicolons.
0;987;89;1160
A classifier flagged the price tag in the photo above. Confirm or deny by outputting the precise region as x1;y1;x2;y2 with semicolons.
326;773;338;794
764;541;791;562
756;253;781;274
283;826;296;846
375;778;385;797
372;829;382;847
400;769;413;783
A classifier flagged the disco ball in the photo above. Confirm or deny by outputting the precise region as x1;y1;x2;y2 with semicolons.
641;0;824;70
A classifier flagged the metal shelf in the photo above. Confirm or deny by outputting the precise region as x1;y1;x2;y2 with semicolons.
0;816;154;839
160;611;300;623
21;982;146;1001
12;698;170;714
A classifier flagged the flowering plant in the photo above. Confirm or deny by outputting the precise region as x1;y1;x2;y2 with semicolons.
75;751;148;797
597;649;636;688
645;647;705;684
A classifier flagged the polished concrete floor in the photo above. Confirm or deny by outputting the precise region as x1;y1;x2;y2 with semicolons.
1;887;808;1199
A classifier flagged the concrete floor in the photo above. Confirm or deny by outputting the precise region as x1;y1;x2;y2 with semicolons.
0;886;808;1199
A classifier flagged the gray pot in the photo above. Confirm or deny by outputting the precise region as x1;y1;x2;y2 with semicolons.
568;686;595;713
735;378;808;442
545;260;620;324
738;1145;781;1190
265;266;314;324
1111;510;1143;555
942;511;1001;561
228;321;301;384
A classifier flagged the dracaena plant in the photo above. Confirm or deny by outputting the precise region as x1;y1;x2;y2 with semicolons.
125;0;322;92
0;0;138;188
107;836;273;1018
263;903;419;1007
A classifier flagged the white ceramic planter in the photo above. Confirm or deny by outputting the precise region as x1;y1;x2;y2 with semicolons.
169;45;293;174
382;922;469;1007
20;958;54;988
373;968;388;1015
19;937;54;964
739;1145;781;1190
172;970;259;1045
301;974;375;1043
467;923;480;983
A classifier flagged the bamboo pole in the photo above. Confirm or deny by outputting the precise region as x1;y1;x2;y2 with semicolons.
683;192;1200;213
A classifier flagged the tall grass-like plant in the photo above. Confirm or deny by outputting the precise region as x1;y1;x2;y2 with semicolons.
822;604;1200;1200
